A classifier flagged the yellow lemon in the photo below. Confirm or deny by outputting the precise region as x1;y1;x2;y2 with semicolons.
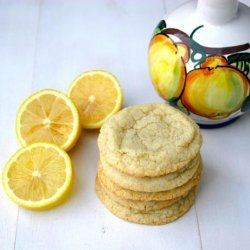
148;34;187;101
2;143;72;210
182;57;249;119
67;70;123;129
16;89;81;151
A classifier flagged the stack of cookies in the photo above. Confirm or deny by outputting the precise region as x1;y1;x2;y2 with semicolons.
96;103;202;225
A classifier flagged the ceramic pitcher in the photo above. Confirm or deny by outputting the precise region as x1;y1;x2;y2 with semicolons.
148;0;250;127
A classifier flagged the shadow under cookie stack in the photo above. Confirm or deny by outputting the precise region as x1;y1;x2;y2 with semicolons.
96;104;203;225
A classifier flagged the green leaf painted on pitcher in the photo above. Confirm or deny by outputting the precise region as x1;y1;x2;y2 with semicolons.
228;53;250;79
169;99;190;115
153;20;166;35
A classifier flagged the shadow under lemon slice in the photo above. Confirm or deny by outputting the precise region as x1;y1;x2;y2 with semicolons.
2;143;72;210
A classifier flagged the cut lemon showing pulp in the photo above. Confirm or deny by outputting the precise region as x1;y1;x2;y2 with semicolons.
67;70;123;129
16;89;81;151
2;143;72;210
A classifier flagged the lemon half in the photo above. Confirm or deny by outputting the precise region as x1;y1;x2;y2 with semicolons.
16;89;81;151
2;143;72;210
67;70;123;129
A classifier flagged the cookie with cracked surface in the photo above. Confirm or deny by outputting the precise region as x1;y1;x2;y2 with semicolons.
98;103;202;177
95;177;196;225
96;176;184;212
100;154;201;192
98;162;202;201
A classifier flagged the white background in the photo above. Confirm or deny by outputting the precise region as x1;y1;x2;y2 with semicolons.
0;1;250;249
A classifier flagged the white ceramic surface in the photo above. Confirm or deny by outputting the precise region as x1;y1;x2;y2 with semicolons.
0;1;250;250
167;0;250;47
197;0;239;24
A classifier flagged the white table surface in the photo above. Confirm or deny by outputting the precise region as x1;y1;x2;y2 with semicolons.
0;1;250;249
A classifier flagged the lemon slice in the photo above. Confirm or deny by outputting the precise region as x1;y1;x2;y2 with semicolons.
67;70;123;129
2;143;72;210
16;89;81;151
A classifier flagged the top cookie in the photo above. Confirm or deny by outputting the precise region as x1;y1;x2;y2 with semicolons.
98;103;202;177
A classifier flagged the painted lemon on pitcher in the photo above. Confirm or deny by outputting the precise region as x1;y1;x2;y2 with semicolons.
181;56;249;119
148;34;188;101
